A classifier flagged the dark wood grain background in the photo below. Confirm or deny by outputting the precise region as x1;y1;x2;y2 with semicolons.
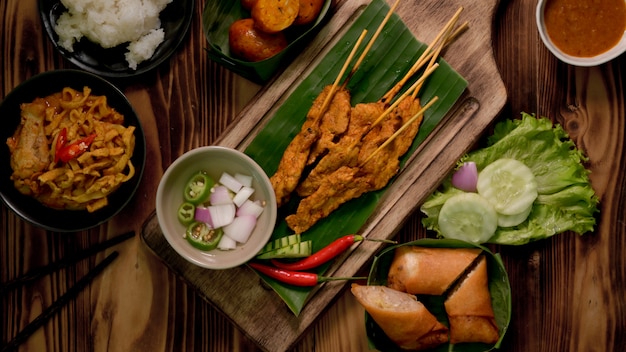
2;0;625;351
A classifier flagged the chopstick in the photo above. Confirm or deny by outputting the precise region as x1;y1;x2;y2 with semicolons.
1;251;119;352
0;230;134;294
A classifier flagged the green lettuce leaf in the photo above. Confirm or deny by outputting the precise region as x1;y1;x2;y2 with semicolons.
421;112;600;245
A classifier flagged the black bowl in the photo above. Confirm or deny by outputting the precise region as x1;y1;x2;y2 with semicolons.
0;70;146;232
39;0;194;78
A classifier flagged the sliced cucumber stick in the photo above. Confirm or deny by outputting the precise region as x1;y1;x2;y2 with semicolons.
258;234;302;255
255;240;312;259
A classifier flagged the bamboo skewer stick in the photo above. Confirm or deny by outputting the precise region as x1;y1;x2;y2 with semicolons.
342;0;402;88
369;63;439;131
354;8;465;169
343;63;439;158
360;96;439;167
382;6;465;103
412;15;463;98
409;22;468;100
313;0;404;122
312;29;369;126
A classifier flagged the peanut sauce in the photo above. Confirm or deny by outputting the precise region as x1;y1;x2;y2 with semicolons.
544;0;626;57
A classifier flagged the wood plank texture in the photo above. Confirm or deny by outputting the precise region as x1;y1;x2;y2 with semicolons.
2;0;625;351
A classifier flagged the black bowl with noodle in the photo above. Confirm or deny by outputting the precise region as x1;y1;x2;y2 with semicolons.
0;69;146;232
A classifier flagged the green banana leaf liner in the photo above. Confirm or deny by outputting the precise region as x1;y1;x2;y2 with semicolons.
202;0;332;83
245;0;468;316
365;239;512;351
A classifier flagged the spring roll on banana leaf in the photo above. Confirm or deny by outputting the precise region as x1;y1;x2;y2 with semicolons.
445;255;500;344
387;246;482;295
351;284;448;351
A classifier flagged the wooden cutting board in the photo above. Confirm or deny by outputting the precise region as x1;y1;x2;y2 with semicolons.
141;0;506;351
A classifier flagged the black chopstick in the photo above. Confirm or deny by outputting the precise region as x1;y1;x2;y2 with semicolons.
1;251;119;352
0;230;134;294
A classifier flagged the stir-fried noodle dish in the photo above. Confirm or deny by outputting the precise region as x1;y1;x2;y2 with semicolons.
6;86;136;212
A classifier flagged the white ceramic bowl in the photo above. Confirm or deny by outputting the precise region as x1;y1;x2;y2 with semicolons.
536;0;626;66
156;146;277;269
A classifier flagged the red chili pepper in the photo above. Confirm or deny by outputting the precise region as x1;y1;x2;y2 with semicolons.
56;133;97;163
248;262;365;287
271;234;364;271
53;128;68;163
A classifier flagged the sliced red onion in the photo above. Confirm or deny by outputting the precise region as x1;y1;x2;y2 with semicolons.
210;185;233;205
234;173;253;188
236;199;264;218
451;161;478;192
219;172;243;193
233;186;255;207
223;215;257;243
194;207;213;227
217;234;237;250
208;203;236;228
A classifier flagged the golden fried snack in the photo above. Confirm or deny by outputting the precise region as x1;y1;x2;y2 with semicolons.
386;246;482;296
6;86;136;213
293;0;325;25
251;0;299;33
229;18;288;62
444;255;500;344
351;284;449;351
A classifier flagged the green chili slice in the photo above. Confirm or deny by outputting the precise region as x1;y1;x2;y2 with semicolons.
185;221;223;251
183;172;214;205
177;202;196;226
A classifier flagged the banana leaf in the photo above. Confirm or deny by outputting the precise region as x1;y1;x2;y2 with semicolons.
245;0;468;315
365;239;511;351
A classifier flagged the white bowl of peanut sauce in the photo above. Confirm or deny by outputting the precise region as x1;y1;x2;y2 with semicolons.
536;0;626;66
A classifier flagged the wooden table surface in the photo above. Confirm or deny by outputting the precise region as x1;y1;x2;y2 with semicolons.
2;0;625;351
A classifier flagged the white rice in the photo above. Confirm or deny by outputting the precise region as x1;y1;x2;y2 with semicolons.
55;0;173;70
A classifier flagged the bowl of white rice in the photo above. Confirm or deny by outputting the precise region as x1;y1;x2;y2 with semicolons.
39;0;194;77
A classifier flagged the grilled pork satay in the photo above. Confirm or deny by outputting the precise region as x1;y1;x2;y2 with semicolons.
269;85;350;207
286;96;422;233
296;101;385;197
306;87;352;165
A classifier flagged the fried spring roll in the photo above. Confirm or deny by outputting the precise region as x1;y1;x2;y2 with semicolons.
386;246;482;295
444;255;500;344
351;284;449;351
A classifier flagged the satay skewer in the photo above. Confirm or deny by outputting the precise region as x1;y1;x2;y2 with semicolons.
368;63;439;132
269;30;368;206
306;2;403;165
360;96;439;166
313;29;369;126
412;13;464;98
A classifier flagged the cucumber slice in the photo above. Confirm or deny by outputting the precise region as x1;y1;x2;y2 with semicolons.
258;234;302;255
438;192;498;244
256;240;313;259
476;158;538;215
497;204;533;227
